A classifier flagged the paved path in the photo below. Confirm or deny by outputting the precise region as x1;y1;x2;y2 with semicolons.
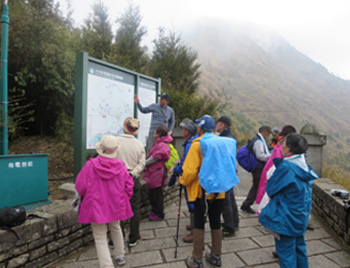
47;168;350;268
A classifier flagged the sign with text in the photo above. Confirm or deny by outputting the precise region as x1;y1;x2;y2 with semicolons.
138;78;158;146
0;154;49;209
74;52;161;176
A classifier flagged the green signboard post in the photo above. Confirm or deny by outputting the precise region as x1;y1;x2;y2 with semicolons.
1;0;9;155
74;52;161;177
0;2;50;210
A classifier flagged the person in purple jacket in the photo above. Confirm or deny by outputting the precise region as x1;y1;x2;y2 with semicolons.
144;125;171;221
75;135;134;267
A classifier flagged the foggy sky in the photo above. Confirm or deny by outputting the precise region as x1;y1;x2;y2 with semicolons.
57;0;350;80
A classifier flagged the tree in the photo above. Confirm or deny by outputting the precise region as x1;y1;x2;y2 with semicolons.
150;29;221;124
7;0;76;136
151;28;201;95
81;1;113;60
108;3;149;72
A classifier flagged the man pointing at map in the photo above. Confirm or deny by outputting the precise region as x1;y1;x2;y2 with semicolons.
134;93;175;154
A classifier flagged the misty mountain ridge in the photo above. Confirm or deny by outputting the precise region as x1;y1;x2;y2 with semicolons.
180;18;350;158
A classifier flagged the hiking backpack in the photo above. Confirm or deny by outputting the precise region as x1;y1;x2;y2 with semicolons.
0;206;46;239
237;139;258;172
0;207;26;239
164;143;180;171
198;133;239;195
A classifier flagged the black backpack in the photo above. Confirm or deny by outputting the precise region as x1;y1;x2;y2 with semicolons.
0;207;45;239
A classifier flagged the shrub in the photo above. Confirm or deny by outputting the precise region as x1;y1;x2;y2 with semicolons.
323;164;350;190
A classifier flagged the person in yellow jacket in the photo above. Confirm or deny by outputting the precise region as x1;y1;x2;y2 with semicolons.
180;115;225;268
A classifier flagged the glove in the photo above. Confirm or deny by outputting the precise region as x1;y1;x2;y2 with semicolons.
168;173;179;186
331;189;349;199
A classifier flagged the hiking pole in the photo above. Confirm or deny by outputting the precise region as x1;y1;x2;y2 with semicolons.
174;183;183;258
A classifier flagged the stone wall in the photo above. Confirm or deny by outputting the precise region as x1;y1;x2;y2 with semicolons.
0;182;180;268
2;177;349;267
312;177;350;245
0;200;92;268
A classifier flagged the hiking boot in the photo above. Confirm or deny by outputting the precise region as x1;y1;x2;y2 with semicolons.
115;256;126;266
272;250;279;258
183;232;193;243
223;231;235;237
186;224;192;231
240;206;256;214
186;256;203;268
307;224;314;230
148;212;155;217
129;239;140;247
205;252;222;267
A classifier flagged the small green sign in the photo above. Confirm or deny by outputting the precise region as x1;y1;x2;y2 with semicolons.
0;154;49;209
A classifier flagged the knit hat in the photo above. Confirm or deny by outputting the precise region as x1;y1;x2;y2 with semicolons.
216;115;231;127
95;135;119;158
123;117;140;136
279;125;297;137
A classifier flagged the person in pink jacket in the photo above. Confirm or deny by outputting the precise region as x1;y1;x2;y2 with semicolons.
75;135;134;267
256;125;297;209
144;125;171;221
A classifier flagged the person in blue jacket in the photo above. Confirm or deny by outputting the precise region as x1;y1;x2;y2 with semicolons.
169;118;198;243
259;133;318;268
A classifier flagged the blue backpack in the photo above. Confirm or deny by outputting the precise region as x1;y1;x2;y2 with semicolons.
199;133;240;195
237;140;257;172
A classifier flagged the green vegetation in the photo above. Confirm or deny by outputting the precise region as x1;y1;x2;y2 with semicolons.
3;0;221;140
323;165;350;191
7;0;77;138
328;151;350;173
3;1;350;190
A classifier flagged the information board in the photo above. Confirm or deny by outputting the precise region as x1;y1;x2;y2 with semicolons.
74;52;160;176
86;62;134;149
138;78;158;146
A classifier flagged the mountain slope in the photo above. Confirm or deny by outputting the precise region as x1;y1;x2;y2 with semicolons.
181;18;350;157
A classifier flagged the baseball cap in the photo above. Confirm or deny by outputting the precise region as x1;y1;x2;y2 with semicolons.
259;125;272;133
195;115;215;131
159;93;170;101
180;120;197;135
272;127;280;134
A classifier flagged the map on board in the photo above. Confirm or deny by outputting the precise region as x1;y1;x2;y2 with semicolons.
138;78;157;146
86;63;134;149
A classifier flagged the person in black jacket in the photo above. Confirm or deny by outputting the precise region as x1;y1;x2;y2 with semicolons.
216;116;239;236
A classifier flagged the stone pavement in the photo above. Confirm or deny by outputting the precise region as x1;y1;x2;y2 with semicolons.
46;193;350;268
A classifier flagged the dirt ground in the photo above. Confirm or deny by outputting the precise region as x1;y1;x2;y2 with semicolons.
9;136;74;200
